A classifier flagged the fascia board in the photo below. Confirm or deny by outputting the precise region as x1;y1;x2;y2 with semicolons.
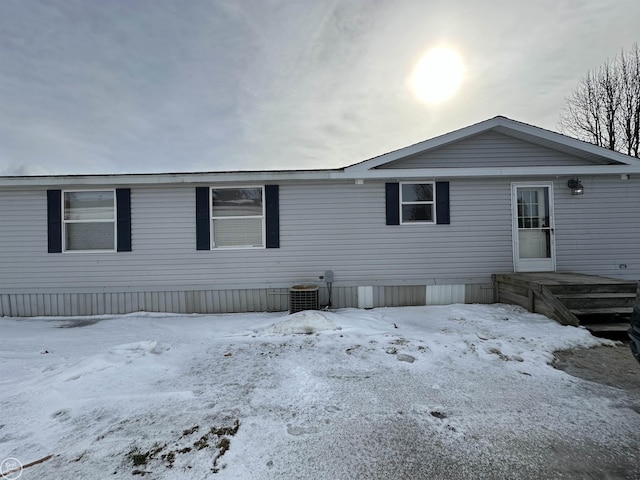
0;170;338;188
335;164;640;179
494;121;640;166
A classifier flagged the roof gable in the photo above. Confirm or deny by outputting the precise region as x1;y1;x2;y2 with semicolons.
376;130;611;170
345;116;640;177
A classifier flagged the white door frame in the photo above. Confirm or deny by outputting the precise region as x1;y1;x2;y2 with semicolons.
511;182;556;272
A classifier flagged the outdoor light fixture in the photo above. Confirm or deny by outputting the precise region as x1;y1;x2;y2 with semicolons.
567;178;584;195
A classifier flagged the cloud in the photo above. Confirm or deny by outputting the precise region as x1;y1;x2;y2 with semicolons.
0;0;639;175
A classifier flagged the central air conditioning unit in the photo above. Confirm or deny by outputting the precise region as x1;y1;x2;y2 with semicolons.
289;284;319;314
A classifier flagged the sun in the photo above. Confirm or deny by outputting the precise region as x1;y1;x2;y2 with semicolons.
410;46;465;104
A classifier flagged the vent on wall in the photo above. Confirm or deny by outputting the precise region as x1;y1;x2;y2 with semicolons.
289;284;319;314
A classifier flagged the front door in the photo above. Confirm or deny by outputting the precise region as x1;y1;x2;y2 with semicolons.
511;183;556;272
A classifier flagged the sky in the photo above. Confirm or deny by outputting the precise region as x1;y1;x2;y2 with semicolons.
0;0;639;176
1;305;637;478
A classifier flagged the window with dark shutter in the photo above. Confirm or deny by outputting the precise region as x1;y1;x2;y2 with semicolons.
387;181;450;225
202;185;280;249
48;188;131;252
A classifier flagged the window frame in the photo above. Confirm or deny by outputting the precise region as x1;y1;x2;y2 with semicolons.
399;181;436;225
62;189;117;253
210;185;266;249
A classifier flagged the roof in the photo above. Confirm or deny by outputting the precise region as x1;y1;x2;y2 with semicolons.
2;116;640;187
343;116;640;178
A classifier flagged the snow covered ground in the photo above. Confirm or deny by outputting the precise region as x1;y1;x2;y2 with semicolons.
1;304;639;479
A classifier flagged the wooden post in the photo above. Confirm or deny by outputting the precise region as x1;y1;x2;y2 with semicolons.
491;274;498;303
528;288;535;312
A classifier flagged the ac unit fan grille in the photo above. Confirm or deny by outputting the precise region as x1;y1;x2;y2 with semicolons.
289;284;319;313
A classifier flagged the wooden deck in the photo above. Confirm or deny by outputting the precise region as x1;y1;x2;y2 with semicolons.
492;272;639;333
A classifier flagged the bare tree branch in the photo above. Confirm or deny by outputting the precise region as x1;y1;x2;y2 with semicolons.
559;43;640;158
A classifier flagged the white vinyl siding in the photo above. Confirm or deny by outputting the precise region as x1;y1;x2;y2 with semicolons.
63;190;115;251
211;187;264;248
0;182;512;291
553;177;640;275
1;174;640;315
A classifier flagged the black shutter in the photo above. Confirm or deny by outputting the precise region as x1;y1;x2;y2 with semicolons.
436;181;450;225
385;183;400;225
47;190;62;253
195;187;210;250
265;185;280;248
116;188;132;252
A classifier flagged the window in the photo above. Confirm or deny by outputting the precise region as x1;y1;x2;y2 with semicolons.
385;182;449;226
517;190;543;228
195;185;278;250
63;190;116;251
400;182;435;223
211;187;264;248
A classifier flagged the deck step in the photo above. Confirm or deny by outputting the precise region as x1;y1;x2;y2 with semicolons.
570;307;633;316
546;283;637;295
583;322;631;333
557;293;637;309
493;273;638;329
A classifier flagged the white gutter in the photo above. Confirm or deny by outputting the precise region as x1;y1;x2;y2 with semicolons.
1;164;639;188
332;165;640;180
0;169;338;187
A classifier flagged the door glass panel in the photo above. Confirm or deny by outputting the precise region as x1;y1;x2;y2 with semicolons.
517;187;550;259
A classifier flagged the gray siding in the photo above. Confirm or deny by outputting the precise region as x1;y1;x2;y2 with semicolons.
2;174;639;316
554;175;640;278
0;181;515;292
377;131;595;169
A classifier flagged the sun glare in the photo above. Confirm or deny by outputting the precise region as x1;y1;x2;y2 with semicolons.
411;46;465;104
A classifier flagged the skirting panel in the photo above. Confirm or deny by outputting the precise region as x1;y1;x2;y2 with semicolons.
357;286;374;309
0;283;492;317
426;284;466;305
384;285;426;307
0;289;291;317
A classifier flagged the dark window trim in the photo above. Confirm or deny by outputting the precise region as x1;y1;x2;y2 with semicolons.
116;188;132;252
47;190;62;253
385;183;400;225
195;187;210;250
265;185;280;248
435;181;450;225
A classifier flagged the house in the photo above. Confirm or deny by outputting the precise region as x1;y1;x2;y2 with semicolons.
1;116;640;317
